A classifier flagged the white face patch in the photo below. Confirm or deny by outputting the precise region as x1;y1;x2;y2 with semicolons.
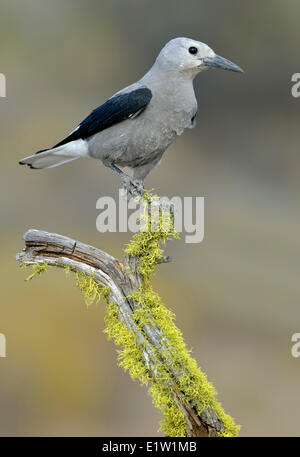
156;37;217;73
207;48;216;58
196;42;216;59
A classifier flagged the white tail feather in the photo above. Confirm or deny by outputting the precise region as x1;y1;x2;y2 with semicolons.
20;139;88;169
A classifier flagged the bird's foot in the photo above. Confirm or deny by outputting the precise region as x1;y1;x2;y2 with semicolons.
122;177;144;198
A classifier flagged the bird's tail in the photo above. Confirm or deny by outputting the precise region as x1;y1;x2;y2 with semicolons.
19;139;88;169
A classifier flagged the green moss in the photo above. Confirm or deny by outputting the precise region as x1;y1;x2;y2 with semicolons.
108;192;239;437
132;287;239;436
104;301;151;385
22;192;239;437
125;193;179;285
25;262;49;281
75;271;110;308
24;262;109;309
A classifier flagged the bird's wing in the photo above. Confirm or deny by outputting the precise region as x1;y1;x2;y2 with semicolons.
53;87;152;148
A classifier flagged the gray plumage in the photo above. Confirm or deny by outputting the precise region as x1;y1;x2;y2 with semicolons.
19;37;243;193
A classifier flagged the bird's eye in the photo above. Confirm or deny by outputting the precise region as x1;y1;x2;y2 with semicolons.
188;46;198;55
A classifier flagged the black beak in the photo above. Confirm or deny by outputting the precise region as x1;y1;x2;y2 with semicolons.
202;55;244;73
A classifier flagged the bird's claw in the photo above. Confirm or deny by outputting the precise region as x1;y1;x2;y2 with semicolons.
122;177;144;198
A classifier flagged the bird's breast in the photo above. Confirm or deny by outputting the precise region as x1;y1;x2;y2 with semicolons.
124;99;196;160
88;88;197;167
153;87;197;133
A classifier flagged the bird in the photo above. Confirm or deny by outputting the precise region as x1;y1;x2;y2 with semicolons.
19;37;243;195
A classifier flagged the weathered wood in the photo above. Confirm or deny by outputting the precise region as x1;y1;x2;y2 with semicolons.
17;228;226;437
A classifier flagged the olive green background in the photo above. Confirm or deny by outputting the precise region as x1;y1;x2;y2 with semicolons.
0;0;299;436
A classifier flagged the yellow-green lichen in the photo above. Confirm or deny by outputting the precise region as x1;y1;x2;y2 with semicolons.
74;271;110;308
25;262;49;281
132;286;239;436
22;192;239;437
104;301;151;386
105;192;239;437
125;194;179;285
24;262;109;309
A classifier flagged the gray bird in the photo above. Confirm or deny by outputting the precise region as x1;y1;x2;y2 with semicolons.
19;37;243;194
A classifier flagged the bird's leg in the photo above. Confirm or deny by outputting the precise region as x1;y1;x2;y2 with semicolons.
108;163;144;197
108;163;127;179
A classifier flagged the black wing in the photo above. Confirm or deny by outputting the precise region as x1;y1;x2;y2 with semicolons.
53;87;152;148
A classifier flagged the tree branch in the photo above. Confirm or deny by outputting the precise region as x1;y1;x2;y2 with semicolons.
16;228;238;437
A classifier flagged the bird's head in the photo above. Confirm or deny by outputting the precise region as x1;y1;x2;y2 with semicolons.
155;37;244;76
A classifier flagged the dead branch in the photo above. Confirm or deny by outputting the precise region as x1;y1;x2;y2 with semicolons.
16;228;234;437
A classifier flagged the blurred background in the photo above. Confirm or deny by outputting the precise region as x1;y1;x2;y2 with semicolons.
0;0;299;437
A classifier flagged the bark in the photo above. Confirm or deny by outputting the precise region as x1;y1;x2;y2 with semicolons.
16;228;227;437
